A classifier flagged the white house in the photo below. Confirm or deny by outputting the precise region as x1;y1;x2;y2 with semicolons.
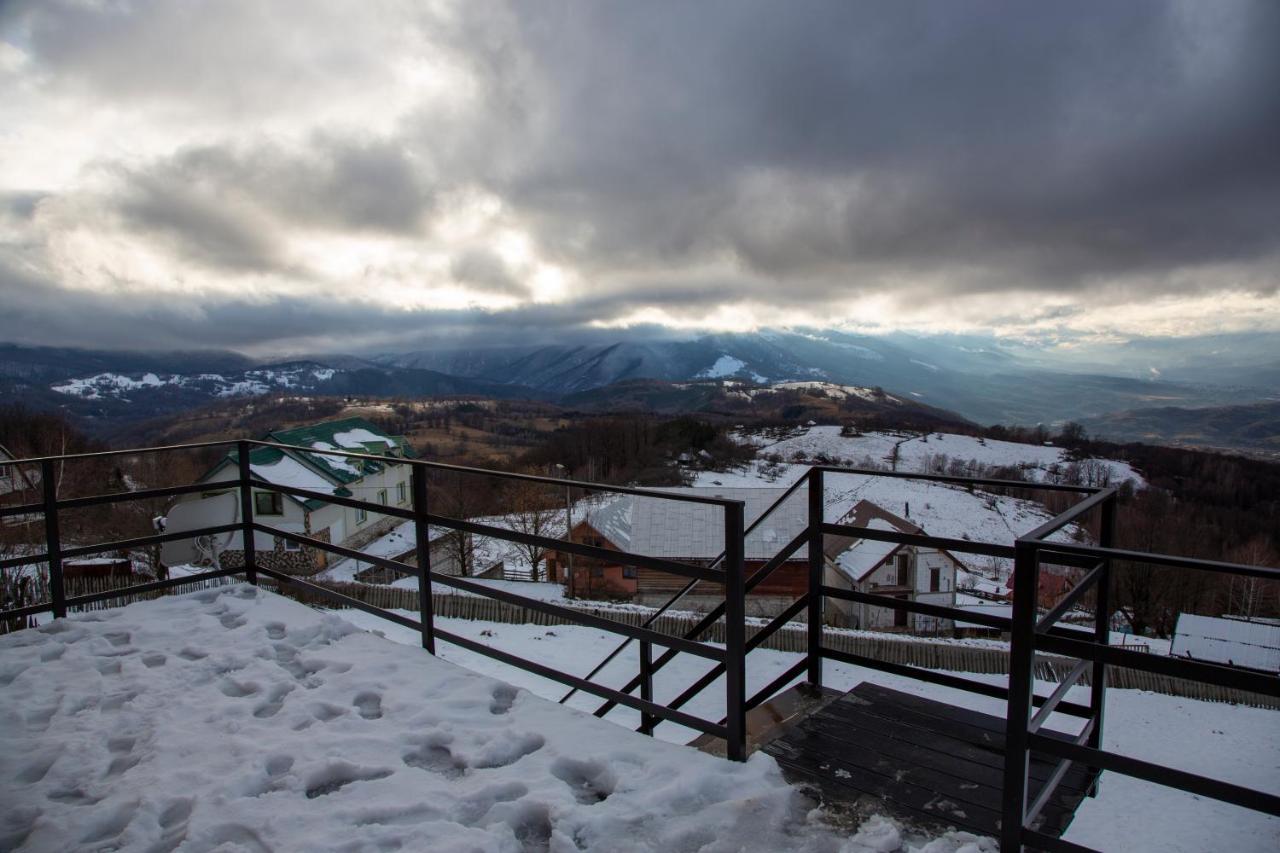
0;443;39;498
161;417;429;575
823;500;963;633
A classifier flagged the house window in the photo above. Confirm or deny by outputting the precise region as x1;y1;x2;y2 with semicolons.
377;489;388;506
895;552;911;586
255;492;283;516
397;481;407;504
930;567;941;592
356;506;368;525
283;539;302;552
894;594;909;627
623;566;637;579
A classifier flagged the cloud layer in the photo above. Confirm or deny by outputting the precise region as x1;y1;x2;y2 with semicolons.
2;0;1278;354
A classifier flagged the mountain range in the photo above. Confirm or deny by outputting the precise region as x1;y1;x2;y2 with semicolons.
2;330;1276;450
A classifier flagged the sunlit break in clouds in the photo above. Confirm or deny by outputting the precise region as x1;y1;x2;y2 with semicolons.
1;0;1278;355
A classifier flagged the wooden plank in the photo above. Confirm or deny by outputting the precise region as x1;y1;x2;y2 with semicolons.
800;701;1093;795
763;682;1096;840
799;712;1088;796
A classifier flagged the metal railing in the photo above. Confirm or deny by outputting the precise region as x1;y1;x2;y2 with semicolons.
0;438;751;759
3;443;1277;851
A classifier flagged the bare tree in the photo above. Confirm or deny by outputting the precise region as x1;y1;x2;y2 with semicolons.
501;477;562;582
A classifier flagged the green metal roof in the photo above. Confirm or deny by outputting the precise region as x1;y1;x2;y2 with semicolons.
204;417;414;512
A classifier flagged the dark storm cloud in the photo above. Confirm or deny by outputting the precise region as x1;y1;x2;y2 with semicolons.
4;0;1280;352
449;248;528;296
110;136;435;266
0;258;618;354
485;0;1280;292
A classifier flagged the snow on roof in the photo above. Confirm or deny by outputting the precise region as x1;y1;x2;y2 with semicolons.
332;427;396;450
832;518;905;583
581;486;809;561
0;585;879;851
1171;614;1280;673
250;454;337;494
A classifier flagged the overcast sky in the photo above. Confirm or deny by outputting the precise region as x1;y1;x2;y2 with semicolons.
1;1;1278;355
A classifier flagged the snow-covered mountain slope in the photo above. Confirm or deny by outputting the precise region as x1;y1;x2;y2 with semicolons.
740;426;1143;488
51;366;337;401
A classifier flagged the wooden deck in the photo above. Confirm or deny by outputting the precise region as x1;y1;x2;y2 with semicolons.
762;682;1098;839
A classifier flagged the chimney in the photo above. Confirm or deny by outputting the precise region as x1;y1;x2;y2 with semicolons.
905;501;910;518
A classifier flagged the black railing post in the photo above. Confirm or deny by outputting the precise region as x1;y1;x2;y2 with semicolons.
806;467;824;687
639;640;655;735
236;441;257;586
1001;538;1039;853
1088;491;1116;794
724;500;747;761
411;465;436;654
40;459;66;618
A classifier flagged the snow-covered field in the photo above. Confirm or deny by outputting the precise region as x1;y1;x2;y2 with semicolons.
2;586;998;853
738;426;1142;488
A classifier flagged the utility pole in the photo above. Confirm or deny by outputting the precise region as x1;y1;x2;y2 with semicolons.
555;464;574;597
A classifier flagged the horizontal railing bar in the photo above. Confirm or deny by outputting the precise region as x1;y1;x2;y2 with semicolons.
248;479;417;521
821;585;1013;630
744;658;810;714
60;523;244;560
815;464;1100;494
0;600;54;621
0;500;42;519
1036;633;1280;698
1020;829;1100;853
423;511;726;583
1023;487;1117;542
431;626;728;739
247;440;747;506
255;565;423;632
821;646;1094;718
63;567;244;607
1028;732;1280;816
0;551;47;571
1030;541;1280;582
1035;563;1104;633
820;521;1016;559
430;573;725;661
1028;660;1091;734
822;645;1016;702
1026;719;1095;824
55;480;242;511
1036;550;1106;570
254;524;412;575
256;524;723;660
3;438;240;465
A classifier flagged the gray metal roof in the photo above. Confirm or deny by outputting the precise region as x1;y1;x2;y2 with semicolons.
1170;613;1280;673
578;486;809;561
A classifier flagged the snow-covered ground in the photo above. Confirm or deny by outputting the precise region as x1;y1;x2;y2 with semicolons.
344;609;1280;853
1;586;1000;853
738;426;1142;488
